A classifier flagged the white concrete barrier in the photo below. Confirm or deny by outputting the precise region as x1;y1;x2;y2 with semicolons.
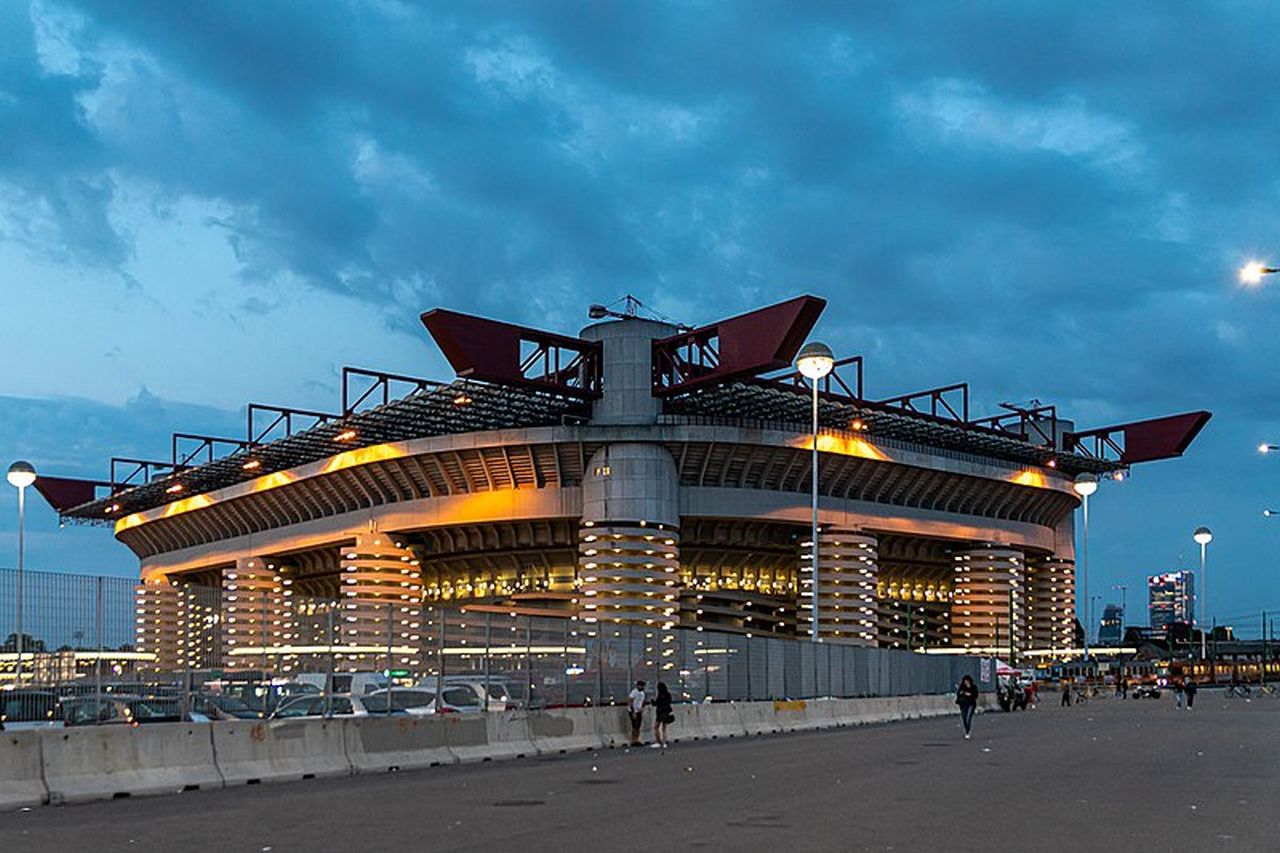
344;716;455;773
42;724;222;804
595;705;631;748
445;711;536;762
0;730;49;810
528;708;605;754
669;703;746;742
213;719;349;785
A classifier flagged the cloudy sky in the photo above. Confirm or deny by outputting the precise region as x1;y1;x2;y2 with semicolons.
2;1;1279;635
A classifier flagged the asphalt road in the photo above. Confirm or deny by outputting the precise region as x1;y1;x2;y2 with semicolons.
3;690;1278;852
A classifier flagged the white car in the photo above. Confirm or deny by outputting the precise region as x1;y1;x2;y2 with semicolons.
426;677;515;711
367;686;484;714
295;671;388;696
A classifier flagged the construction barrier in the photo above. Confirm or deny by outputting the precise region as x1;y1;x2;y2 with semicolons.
41;724;222;805
595;705;632;748
212;718;349;785
0;730;48;810
345;715;455;773
444;710;536;763
528;708;605;754
2;691;998;810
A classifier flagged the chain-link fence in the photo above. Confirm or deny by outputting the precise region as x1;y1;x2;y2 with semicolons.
1;568;981;725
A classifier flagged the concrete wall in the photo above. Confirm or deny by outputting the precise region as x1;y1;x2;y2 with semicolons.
0;692;996;810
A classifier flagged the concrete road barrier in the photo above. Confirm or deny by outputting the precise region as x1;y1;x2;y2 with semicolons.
0;730;49;810
669;703;747;742
445;711;536;762
528;708;605;754
213;719;350;785
595;705;631;748
345;716;455;773
42;724;222;805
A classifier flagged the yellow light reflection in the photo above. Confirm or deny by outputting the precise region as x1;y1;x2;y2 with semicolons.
789;433;890;462
319;443;407;475
1011;470;1049;488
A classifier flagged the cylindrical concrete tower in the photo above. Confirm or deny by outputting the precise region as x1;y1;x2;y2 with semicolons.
579;443;680;625
579;317;675;425
951;547;1026;655
798;530;879;645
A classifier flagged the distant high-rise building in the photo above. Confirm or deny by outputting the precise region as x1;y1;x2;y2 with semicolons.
1099;603;1123;645
1148;571;1195;632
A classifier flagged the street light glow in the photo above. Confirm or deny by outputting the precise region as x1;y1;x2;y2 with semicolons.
1240;261;1278;285
6;460;36;489
1072;472;1098;497
795;341;835;380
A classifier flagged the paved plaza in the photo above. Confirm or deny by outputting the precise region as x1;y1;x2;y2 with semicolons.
2;692;1277;852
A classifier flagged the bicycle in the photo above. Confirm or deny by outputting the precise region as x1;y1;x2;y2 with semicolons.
1255;684;1277;697
1226;684;1252;699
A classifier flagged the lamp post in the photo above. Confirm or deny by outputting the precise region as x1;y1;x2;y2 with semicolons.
1193;527;1213;665
1073;473;1098;660
7;461;36;687
1259;444;1280;454
796;341;834;643
1240;261;1279;285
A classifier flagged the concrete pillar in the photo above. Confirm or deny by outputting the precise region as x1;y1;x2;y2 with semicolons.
1028;557;1075;652
950;547;1026;655
579;443;680;626
338;532;423;672
177;581;220;671
221;557;285;671
578;317;675;425
799;530;878;645
134;578;182;674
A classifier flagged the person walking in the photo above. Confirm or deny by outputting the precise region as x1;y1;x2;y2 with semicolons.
1174;678;1185;710
1060;676;1071;707
1184;677;1198;711
651;682;674;748
956;675;979;739
627;680;647;746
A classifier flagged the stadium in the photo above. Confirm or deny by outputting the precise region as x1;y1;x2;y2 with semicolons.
34;295;1209;674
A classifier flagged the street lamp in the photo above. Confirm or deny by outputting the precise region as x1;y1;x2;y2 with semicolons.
1193;526;1213;664
1240;261;1278;286
7;461;36;687
796;341;834;642
1265;509;1279;518
1259;444;1279;454
1073;473;1098;659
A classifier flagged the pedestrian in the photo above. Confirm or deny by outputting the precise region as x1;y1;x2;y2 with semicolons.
1027;679;1038;709
651;681;674;748
1174;678;1185;710
1184;678;1197;711
1060;676;1071;707
956;674;979;739
627;680;647;746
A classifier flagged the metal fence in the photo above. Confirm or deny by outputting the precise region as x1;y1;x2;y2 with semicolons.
1;568;981;723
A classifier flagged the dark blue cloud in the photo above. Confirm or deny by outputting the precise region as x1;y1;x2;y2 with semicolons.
2;1;1280;627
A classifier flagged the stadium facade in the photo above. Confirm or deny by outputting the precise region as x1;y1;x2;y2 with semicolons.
35;296;1209;669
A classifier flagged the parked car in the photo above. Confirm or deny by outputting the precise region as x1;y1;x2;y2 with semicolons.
296;672;388;696
189;692;264;720
364;686;483;714
269;693;404;719
1132;684;1162;699
0;690;65;730
205;679;319;715
61;694;189;726
438;676;517;711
